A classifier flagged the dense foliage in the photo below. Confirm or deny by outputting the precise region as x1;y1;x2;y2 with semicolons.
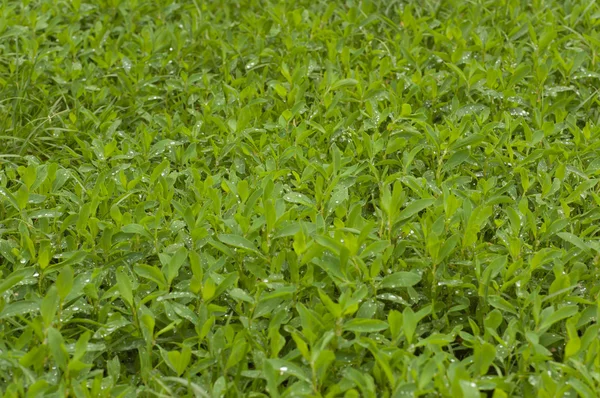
1;0;600;396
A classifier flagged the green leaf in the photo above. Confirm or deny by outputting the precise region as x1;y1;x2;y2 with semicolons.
459;380;481;398
488;295;517;315
266;359;311;383
397;199;435;221
318;289;342;318
134;264;167;289
165;246;188;285
436;234;460;263
343;318;388;333
388;310;402;340
56;265;73;301
225;336;248;370
218;234;260;254
50;250;88;271
443;150;470;171
557;232;591;254
568;378;596;398
0;301;39;319
474;342;496;376
330;78;358;91
229;288;254;303
463;205;493;247
47;328;68;370
283;192;315;207
380;271;421;289
212;272;239;301
41;286;59;328
116;268;134;307
0;187;20;210
0;269;28;295
121;224;152;238
539;305;579;331
166;346;192;376
402;306;431;344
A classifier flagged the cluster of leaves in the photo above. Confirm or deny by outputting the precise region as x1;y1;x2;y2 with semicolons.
1;0;600;396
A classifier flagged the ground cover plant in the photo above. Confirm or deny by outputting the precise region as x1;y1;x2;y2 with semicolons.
1;0;600;396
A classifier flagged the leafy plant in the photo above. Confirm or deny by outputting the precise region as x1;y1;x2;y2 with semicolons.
1;0;600;396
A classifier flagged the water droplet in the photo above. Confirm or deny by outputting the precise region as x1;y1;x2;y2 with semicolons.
122;57;132;73
508;108;529;117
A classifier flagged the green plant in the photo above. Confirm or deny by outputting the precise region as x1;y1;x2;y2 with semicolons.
1;0;600;396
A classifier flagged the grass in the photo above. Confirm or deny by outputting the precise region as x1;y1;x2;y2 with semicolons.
1;0;600;396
